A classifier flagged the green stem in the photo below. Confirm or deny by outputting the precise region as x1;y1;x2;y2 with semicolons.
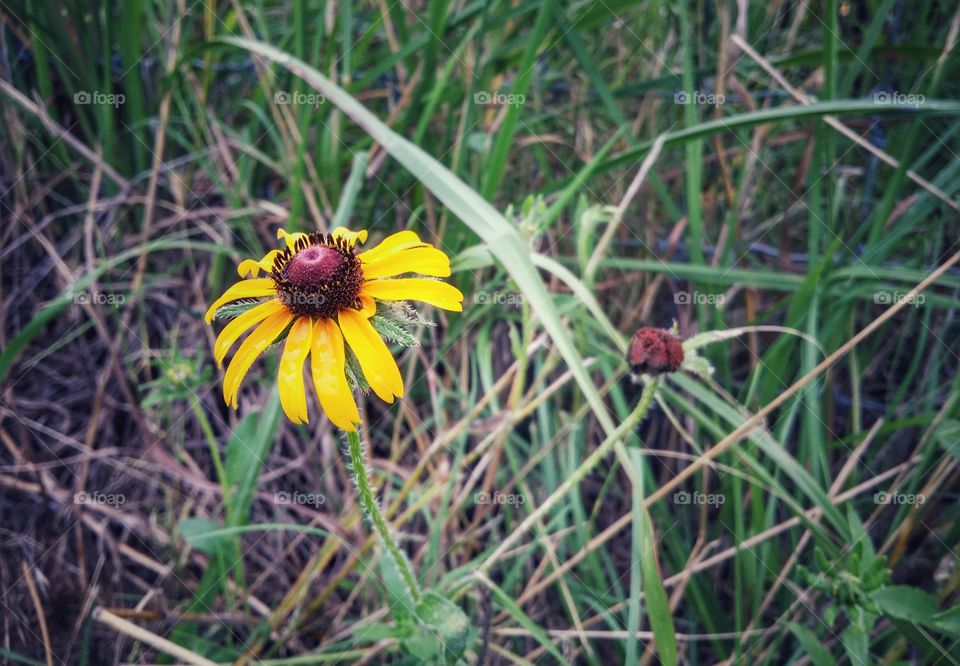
346;429;422;603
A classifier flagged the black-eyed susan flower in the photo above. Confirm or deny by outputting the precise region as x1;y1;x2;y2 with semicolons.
205;227;463;430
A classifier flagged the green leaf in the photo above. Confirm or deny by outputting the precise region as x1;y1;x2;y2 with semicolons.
788;622;834;666
178;517;229;556
930;605;960;637
869;586;939;623
415;592;471;661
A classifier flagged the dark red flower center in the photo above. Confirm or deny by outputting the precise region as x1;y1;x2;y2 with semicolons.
286;246;344;287
270;233;365;319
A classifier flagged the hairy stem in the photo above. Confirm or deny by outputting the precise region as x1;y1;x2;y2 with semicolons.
346;429;422;603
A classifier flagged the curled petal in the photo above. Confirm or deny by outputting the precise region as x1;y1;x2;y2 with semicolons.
238;250;281;278
358;231;423;265
332;227;368;246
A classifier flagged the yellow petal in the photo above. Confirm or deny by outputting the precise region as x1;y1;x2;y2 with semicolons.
278;317;313;424
223;309;294;408
237;250;281;278
332;227;368;246
361;246;452;279
338;309;403;403
357;231;423;264
214;298;286;366
277;228;308;249
204;278;277;323
311;318;361;431
362;278;464;312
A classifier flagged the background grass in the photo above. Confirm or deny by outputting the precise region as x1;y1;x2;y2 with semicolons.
1;0;959;664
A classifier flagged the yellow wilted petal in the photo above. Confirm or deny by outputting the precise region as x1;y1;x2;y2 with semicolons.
223;310;294;408
237;250;281;278
338;309;403;403
311;318;360;431
277;228;308;249
361;246;451;279
204;278;277;323
362;278;463;312
332;227;368;246
278;317;313;424
214;298;285;366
